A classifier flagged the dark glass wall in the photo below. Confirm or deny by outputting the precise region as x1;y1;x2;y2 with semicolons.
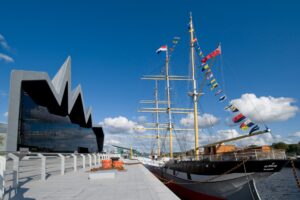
18;88;98;153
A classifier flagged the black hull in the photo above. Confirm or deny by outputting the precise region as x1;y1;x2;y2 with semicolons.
144;159;288;200
165;159;288;175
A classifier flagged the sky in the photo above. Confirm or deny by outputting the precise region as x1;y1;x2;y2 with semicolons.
0;0;300;152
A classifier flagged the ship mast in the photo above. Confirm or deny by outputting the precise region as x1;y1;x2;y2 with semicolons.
189;13;200;158
154;80;160;157
165;49;174;158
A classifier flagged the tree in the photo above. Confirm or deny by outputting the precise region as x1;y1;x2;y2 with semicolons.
272;142;289;150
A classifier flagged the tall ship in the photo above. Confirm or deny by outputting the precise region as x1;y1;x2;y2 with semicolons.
137;13;288;200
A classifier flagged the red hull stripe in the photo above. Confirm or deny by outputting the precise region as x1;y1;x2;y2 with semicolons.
166;181;225;200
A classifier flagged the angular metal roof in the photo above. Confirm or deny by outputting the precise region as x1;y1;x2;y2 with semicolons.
6;57;93;151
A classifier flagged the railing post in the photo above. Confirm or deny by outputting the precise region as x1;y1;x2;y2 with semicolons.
58;154;65;175
93;154;97;166
0;155;6;199
97;154;100;165
272;150;275;159
88;154;92;169
71;154;77;172
254;150;258;160
8;153;19;188
234;152;237;161
37;154;46;181
81;154;85;170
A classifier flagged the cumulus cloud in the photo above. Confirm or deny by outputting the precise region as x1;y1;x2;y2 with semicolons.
0;53;14;63
231;93;298;122
99;116;144;134
291;131;300;138
198;129;284;147
180;113;219;128
0;34;10;50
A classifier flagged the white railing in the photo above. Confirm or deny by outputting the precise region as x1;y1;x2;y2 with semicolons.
178;149;286;162
0;152;117;199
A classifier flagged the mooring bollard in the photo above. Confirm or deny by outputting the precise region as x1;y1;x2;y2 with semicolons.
58;154;65;175
37;154;46;181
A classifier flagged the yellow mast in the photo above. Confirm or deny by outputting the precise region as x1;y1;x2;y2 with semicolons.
165;48;173;159
189;13;200;158
154;80;161;157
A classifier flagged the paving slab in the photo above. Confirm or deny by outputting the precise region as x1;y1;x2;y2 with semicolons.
4;162;179;200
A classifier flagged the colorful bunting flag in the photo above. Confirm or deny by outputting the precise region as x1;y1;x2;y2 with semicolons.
215;89;223;96
201;64;209;72
224;105;232;111
210;83;218;90
232;113;246;123
230;106;239;112
206;73;213;80
219;95;227;102
249;125;259;135
240;119;255;131
210;79;216;84
201;44;221;63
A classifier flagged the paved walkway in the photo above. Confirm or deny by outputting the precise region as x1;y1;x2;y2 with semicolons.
5;162;179;200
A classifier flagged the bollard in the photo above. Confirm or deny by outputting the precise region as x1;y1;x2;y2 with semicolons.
71;154;77;172
58;154;65;175
81;154;86;170
37;154;46;181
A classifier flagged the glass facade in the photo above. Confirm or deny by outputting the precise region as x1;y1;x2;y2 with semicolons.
18;89;98;153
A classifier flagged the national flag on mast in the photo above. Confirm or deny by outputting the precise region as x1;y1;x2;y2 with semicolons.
201;44;222;63
156;45;168;54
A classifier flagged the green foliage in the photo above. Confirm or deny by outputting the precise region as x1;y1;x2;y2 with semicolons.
272;142;289;150
272;142;300;155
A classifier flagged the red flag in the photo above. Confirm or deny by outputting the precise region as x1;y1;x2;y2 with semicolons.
201;44;221;63
232;113;246;123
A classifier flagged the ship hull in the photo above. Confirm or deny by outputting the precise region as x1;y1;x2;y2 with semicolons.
144;159;287;200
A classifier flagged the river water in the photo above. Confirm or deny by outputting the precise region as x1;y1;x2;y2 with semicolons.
256;168;300;200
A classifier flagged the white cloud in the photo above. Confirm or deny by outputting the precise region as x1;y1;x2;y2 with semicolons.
0;34;10;50
3;112;8;118
99;116;144;134
198;129;283;147
231;93;298;122
105;138;121;145
0;53;14;63
180;113;219;128
291;131;300;137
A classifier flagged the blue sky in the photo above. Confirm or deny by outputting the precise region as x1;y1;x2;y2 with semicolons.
0;0;300;149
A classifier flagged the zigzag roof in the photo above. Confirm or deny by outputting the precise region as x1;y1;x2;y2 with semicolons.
6;56;93;151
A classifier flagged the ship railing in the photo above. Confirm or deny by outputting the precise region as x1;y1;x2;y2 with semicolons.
0;151;118;199
178;149;286;162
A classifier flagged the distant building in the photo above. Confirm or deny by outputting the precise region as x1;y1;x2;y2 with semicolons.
6;57;104;153
0;123;7;151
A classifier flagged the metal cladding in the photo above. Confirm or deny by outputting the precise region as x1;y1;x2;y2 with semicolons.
6;56;94;151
